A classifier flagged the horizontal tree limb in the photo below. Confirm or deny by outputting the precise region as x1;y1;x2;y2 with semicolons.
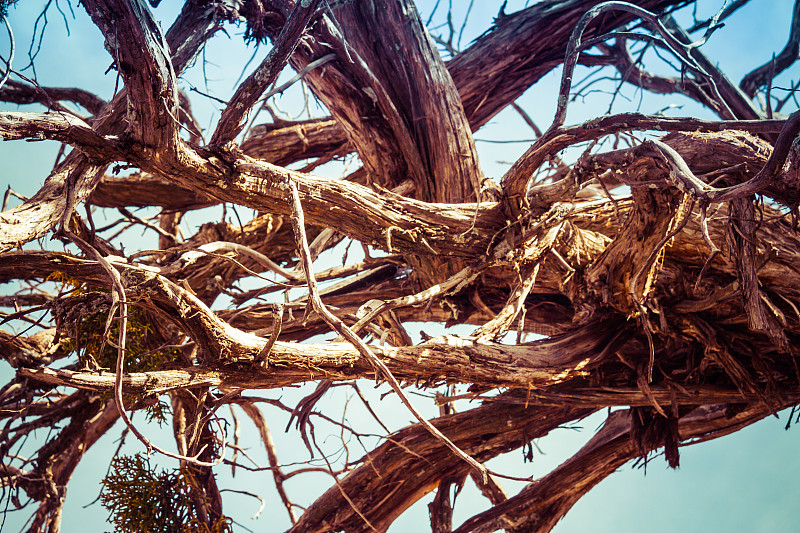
0;80;106;115
0;111;126;160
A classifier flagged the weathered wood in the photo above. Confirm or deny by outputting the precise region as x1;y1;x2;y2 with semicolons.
2;0;800;530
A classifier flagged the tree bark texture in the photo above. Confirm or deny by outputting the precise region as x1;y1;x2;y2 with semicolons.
2;0;800;531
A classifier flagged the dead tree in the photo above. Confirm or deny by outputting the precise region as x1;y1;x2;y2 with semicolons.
1;0;800;531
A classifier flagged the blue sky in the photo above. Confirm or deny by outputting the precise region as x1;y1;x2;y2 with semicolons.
1;0;799;531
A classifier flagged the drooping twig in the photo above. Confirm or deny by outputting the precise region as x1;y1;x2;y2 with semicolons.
287;180;489;483
64;232;227;468
237;402;298;524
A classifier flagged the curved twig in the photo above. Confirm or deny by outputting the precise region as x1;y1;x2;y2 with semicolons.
0;15;14;91
288;180;489;484
348;260;491;337
65;232;227;468
168;241;304;282
740;0;800;97
502;112;786;204
553;1;713;129
649;110;800;202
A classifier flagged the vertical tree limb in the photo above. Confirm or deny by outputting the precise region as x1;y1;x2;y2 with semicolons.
81;0;180;149
211;0;322;144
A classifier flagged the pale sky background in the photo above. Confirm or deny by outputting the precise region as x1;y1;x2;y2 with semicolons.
1;0;799;531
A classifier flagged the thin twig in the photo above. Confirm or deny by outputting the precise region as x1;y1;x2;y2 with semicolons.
165;242;303;282
347;261;490;337
553;2;715;129
287;181;488;483
256;303;283;364
237;402;298;524
0;15;14;91
117;207;179;245
64;232;226;468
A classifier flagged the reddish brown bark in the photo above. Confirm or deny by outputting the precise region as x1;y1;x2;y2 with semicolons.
2;0;800;531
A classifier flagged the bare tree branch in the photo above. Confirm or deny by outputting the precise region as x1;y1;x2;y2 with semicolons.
81;0;180;149
211;0;322;144
740;0;800;97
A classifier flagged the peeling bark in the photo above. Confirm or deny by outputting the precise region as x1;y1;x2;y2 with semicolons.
2;0;800;531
